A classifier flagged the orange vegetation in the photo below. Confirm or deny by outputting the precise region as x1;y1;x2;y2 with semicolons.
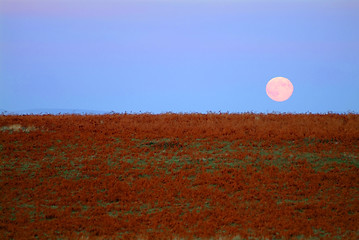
0;113;358;239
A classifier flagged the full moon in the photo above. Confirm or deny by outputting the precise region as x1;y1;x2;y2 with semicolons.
266;77;294;102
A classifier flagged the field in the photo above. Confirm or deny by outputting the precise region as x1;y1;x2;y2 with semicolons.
1;113;358;239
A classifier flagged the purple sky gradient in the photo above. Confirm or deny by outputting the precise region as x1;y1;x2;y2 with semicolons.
1;0;359;114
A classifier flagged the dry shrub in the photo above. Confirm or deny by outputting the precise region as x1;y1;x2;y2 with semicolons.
0;124;38;132
1;124;22;132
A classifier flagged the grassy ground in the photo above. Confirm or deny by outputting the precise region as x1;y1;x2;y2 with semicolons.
1;114;358;239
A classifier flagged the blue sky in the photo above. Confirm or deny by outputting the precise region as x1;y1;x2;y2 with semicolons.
1;0;358;114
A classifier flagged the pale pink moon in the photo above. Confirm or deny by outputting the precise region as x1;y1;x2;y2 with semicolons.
266;77;294;102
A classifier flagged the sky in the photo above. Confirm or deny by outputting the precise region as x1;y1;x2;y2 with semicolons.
1;0;359;114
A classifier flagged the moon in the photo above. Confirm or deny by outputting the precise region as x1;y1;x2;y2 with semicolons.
266;77;294;102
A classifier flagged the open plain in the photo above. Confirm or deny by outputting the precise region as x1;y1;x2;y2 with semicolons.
1;113;358;239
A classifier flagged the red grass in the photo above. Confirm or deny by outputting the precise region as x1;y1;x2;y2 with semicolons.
0;113;358;239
